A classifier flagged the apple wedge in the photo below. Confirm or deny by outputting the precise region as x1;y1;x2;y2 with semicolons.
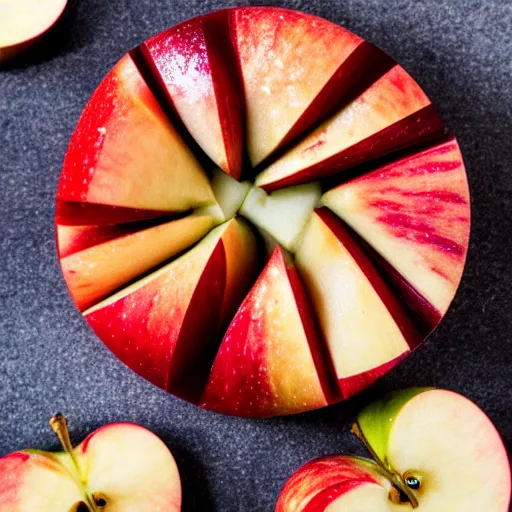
211;168;251;221
296;209;421;398
256;65;445;190
202;246;332;417
322;138;470;315
231;7;364;165
0;0;67;64
57;53;214;212
0;415;181;511
239;182;321;252
143;12;243;178
57;214;216;311
84;219;257;401
277;389;510;511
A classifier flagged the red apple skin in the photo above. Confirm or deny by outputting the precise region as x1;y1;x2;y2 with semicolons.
276;456;382;512
201;246;331;417
143;11;243;178
0;452;30;508
55;200;176;227
317;208;423;353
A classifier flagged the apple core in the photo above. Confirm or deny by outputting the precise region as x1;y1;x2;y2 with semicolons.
55;7;471;417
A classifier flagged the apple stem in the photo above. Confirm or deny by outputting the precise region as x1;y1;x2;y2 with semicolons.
50;414;99;512
351;422;419;508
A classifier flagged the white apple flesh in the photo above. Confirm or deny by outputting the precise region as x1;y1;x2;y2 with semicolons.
0;415;181;512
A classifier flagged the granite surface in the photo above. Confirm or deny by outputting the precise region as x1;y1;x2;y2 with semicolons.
0;0;511;510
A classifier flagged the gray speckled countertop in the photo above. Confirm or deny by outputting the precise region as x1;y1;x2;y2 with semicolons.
1;0;511;510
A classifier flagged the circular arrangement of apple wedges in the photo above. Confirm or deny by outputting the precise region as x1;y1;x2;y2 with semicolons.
276;389;511;511
56;7;471;417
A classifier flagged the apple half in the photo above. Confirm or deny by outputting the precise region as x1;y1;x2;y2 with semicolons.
56;7;471;417
0;0;68;64
0;415;181;511
276;389;511;511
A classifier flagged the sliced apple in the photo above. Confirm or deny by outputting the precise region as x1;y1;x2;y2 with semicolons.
143;12;243;178
0;0;67;64
276;456;403;512
256;65;445;190
322;138;470;315
57;214;216;311
202;246;331;417
211;168;251;221
356;388;511;511
295;209;421;398
0;417;181;511
84;219;257;401
231;7;364;165
57;53;214;212
239;182;321;252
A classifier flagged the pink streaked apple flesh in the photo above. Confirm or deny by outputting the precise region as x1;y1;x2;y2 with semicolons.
0;421;181;512
275;456;401;512
296;209;421;398
256;65;445;190
57;53;214;212
143;12;243;178
202;246;332;417
57;214;215;311
323;138;470;315
84;219;257;401
0;0;67;64
232;7;363;165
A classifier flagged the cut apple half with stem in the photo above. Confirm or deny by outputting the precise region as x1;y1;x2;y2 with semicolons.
0;414;181;511
276;388;511;511
56;7;470;416
0;0;68;64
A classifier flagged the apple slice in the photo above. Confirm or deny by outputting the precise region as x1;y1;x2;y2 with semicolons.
355;388;511;511
57;214;216;311
276;456;402;512
322;138;470;315
255;65;445;190
239;182;321;252
84;219;257;401
143;12;243;178
0;415;181;511
0;0;67;64
211;168;251;221
277;389;510;511
57;53;214;212
202;246;332;417
231;7;364;165
296;209;421;398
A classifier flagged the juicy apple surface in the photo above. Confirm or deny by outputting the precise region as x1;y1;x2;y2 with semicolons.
55;7;470;416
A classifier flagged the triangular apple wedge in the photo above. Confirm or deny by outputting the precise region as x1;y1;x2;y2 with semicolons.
296;209;421;398
143;12;243;178
202;246;333;417
322;138;470;316
57;213;217;312
231;7;364;166
256;65;445;190
57;53;215;212
84;219;258;402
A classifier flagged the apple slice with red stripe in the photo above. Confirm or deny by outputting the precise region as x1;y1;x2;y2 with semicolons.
322;138;470;316
84;219;257;401
56;214;216;311
57;53;214;213
0;415;181;511
231;7;364;166
277;389;510;512
296;209;421;399
255;65;445;190
202;245;334;417
143;12;243;178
